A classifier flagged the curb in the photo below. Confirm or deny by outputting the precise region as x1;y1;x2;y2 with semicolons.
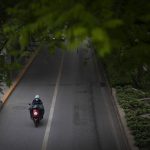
1;50;39;107
112;88;139;150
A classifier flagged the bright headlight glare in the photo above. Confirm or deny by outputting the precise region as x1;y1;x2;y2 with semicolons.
33;111;38;115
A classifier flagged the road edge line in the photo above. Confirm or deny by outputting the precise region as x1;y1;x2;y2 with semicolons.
0;50;39;108
96;53;138;150
92;49;133;150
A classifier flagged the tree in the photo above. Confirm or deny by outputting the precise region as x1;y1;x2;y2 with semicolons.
103;0;150;88
0;0;150;89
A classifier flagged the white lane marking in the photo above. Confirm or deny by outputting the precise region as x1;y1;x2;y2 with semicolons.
41;54;64;150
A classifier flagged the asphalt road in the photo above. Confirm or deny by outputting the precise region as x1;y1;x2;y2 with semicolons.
0;47;130;150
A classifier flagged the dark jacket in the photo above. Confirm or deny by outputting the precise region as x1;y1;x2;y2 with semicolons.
32;98;43;105
30;98;45;117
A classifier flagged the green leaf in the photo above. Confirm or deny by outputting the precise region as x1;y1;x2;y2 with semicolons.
19;29;29;49
104;19;123;28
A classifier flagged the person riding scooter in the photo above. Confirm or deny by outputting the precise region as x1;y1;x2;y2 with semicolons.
29;95;45;119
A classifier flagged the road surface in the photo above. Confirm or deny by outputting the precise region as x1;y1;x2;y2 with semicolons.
0;47;130;150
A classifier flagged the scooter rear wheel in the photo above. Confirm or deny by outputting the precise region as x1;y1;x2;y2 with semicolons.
33;119;39;127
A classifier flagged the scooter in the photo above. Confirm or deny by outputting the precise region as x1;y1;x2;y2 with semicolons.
29;104;42;127
32;108;40;127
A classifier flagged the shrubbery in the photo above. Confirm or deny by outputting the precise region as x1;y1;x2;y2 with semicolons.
116;86;150;149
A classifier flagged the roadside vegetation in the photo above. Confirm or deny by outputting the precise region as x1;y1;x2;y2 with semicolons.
102;49;150;150
102;5;150;146
116;86;150;149
98;1;150;149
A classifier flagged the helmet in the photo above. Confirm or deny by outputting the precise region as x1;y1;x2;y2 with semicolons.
35;95;40;99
